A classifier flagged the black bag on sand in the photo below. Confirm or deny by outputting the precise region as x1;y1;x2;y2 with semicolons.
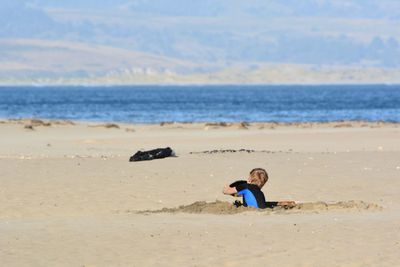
129;147;174;162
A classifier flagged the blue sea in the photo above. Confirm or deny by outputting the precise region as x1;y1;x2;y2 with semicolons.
0;85;399;123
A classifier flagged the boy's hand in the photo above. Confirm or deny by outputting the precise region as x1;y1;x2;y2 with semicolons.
222;184;229;194
223;184;238;195
277;201;296;207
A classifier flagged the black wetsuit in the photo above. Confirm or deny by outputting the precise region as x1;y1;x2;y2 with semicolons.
235;183;267;209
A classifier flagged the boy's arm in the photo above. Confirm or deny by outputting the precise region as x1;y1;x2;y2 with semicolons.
223;184;238;195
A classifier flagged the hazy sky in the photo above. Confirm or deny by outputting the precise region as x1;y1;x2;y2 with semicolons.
1;0;400;75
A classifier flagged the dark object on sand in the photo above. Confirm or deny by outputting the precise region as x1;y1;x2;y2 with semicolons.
129;147;174;162
233;200;296;209
265;202;280;208
229;180;247;187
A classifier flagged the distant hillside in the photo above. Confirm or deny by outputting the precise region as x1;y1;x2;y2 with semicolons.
2;0;400;66
1;39;400;85
1;0;400;84
0;39;206;78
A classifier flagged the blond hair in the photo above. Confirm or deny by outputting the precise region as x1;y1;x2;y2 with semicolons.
249;168;269;188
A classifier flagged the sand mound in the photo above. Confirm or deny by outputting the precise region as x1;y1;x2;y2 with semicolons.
139;200;381;215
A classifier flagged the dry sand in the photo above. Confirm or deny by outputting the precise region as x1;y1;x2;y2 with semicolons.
141;200;381;215
1;119;400;266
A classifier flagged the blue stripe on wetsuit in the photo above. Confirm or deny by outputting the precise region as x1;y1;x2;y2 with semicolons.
237;189;259;208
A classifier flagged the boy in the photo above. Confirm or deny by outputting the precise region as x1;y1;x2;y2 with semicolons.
223;168;295;209
223;168;268;209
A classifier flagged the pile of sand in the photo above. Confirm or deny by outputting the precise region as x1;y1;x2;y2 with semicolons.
140;200;382;215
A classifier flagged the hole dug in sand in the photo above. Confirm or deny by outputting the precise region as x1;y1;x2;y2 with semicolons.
139;200;382;215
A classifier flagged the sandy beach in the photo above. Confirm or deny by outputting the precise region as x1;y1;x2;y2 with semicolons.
1;119;399;266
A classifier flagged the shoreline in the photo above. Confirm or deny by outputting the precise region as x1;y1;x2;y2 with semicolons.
2;117;400;128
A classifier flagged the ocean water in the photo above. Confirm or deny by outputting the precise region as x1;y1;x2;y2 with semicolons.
0;85;399;123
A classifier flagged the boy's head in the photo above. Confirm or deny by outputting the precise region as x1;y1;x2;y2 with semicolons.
248;168;268;188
